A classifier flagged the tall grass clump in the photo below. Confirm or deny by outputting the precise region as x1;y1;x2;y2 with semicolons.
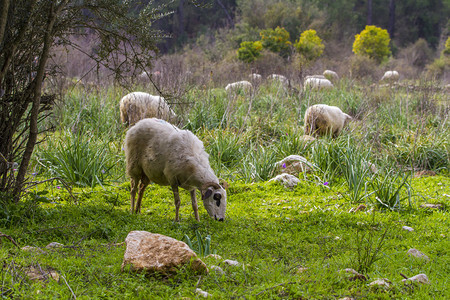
370;168;412;210
238;144;278;183
310;138;344;184
275;130;314;159
37;131;115;187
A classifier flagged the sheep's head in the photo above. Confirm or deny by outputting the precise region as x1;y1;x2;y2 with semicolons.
201;182;227;221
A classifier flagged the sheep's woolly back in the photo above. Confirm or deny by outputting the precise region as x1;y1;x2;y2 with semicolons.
323;70;339;82
119;92;176;126
304;77;333;90
381;70;399;82
125;118;217;190
225;81;253;93
304;104;351;137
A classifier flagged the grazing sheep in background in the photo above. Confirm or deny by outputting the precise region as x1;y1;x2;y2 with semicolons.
323;70;339;82
225;80;253;95
380;70;399;82
249;73;262;81
305;75;325;80
267;74;289;86
119;92;177;127
304;77;334;90
124;118;227;221
304;104;352;137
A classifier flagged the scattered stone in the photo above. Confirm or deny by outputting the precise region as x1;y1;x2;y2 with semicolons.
350;204;367;213
296;267;308;274
420;203;443;210
402;273;429;284
195;288;212;298
341;268;367;281
369;278;391;289
407;248;430;261
275;155;316;175
21;246;46;254
269;173;300;189
222;259;240;267
121;231;208;275
45;242;64;249
414;170;436;178
209;265;225;275
338;298;354;300
402;226;414;232
25;266;59;283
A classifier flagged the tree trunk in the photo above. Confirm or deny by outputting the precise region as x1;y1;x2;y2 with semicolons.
367;0;373;25
388;0;396;38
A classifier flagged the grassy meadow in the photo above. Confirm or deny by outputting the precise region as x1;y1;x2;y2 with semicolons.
1;77;449;299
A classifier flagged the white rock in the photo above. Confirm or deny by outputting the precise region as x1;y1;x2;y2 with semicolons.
210;265;225;275
269;173;300;188
222;259;240;266
21;246;46;254
369;278;391;288
195;288;212;298
45;242;64;249
402;273;429;284
205;254;223;261
275;155;316;175
407;248;430;261
402;226;414;232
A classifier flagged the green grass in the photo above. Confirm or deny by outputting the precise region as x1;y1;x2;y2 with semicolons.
0;176;448;298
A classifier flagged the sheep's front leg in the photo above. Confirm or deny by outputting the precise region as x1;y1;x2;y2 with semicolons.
130;178;138;213
135;177;149;214
171;185;181;222
190;190;200;221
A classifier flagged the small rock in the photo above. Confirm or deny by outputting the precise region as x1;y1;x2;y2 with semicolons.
414;170;436;178
269;173;300;188
45;242;64;249
402;273;429;284
420;203;443;210
222;259;240;267
209;265;225;275
195;288;212;298
369;278;391;288
25;266;59;283
275;155;316;175
402;226;414;232
338;298;354;300
350;204;366;213
296;267;308;273
407;248;430;261
21;246;46;254
341;268;367;281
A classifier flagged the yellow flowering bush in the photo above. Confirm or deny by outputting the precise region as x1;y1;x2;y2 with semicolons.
237;41;263;63
353;25;391;63
260;26;291;57
294;29;324;61
444;37;450;55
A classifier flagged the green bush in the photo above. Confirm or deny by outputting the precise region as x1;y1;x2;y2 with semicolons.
294;29;324;61
444;36;450;55
260;26;291;58
237;41;263;63
353;25;391;63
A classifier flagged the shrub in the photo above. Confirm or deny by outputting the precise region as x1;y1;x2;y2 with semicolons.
294;29;324;62
260;26;292;58
237;41;263;63
353;25;391;63
444;36;450;55
349;54;379;80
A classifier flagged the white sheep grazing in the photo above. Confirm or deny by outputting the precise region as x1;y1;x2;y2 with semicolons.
304;104;352;137
304;77;334;90
124;118;227;221
267;74;289;86
323;70;339;82
380;70;399;82
225;80;253;95
249;73;262;81
119;92;177;127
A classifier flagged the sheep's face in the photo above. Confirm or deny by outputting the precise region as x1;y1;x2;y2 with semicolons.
201;186;227;221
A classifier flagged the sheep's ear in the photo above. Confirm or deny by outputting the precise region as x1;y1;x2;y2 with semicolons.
202;188;213;200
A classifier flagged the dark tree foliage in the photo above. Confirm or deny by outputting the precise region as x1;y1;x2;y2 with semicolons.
0;0;170;201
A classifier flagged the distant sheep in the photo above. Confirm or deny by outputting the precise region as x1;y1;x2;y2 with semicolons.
323;70;339;82
304;77;333;90
380;70;399;82
225;80;253;95
304;104;352;137
267;74;289;86
124;118;227;221
249;73;262;81
119;92;177;127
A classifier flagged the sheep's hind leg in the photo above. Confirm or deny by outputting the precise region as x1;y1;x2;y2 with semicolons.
130;178;138;213
190;190;200;221
171;185;181;222
135;176;149;214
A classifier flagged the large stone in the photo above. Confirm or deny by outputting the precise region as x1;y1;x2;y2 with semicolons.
25;266;59;283
269;173;300;188
275;155;316;175
121;231;208;275
402;273;429;284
